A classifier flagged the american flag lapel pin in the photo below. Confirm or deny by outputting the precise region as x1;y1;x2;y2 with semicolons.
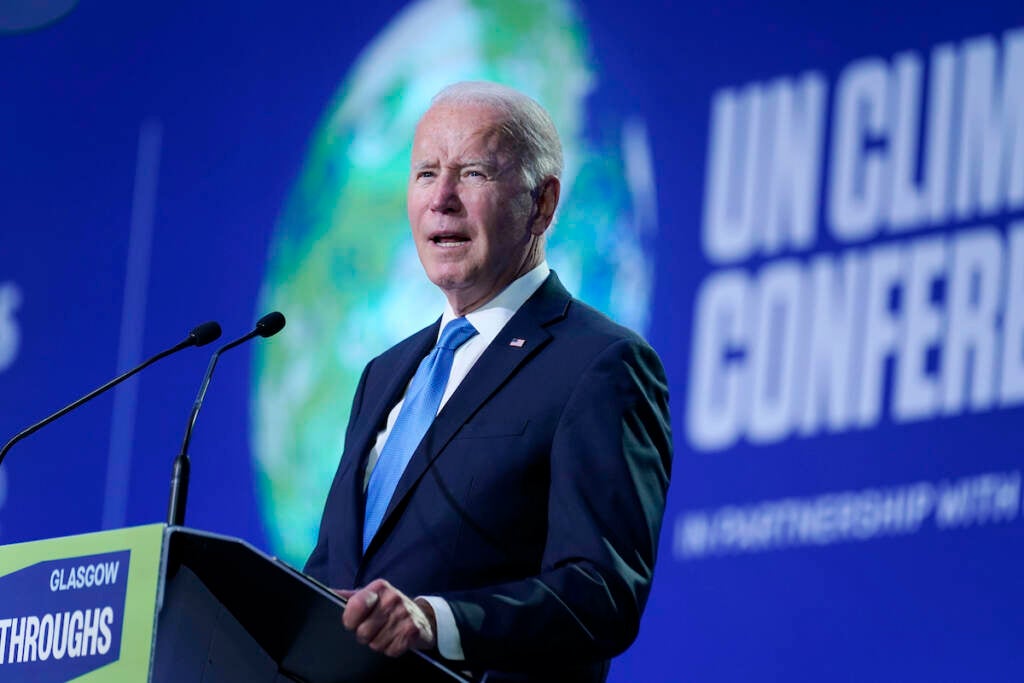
509;338;526;348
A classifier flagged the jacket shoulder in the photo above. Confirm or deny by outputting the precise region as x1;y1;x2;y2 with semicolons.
559;297;653;354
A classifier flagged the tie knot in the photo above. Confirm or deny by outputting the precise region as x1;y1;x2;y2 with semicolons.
437;317;477;350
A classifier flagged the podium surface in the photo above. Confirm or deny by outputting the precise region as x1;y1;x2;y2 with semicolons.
0;525;467;682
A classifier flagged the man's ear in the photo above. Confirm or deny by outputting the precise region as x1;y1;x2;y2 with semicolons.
530;176;561;236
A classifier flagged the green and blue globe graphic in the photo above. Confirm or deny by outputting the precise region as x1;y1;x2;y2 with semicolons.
251;0;658;566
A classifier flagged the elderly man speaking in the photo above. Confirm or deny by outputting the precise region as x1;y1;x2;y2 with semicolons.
304;81;672;683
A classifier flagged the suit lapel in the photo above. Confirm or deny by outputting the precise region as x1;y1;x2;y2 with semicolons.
338;320;439;565
363;274;572;558
348;321;440;472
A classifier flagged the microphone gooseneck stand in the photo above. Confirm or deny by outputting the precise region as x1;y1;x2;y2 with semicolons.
167;311;286;526
0;321;222;469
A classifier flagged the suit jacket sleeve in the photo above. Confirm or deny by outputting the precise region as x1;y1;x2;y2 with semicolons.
442;335;672;669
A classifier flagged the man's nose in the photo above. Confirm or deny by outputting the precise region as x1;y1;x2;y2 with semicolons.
429;174;461;213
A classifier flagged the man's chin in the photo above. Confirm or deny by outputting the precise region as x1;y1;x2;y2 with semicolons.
430;275;496;315
427;269;469;291
425;264;523;314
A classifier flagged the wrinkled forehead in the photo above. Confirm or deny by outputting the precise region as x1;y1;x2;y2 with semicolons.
411;103;517;163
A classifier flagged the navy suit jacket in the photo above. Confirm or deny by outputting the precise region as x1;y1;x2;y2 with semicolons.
305;273;672;682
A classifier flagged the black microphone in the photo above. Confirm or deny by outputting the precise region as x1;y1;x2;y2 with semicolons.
167;311;286;526
0;321;222;468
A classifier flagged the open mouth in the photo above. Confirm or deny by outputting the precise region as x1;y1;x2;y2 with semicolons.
430;233;470;248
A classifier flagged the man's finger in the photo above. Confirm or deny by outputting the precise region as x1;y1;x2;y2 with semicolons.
341;588;381;630
368;616;416;658
363;590;405;645
372;600;432;656
354;606;391;646
341;578;433;657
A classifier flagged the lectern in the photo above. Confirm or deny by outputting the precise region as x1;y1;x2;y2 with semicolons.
0;525;468;682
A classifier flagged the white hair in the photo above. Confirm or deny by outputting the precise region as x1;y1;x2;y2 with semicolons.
430;81;563;193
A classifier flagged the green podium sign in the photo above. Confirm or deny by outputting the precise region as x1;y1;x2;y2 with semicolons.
0;525;464;683
0;524;164;682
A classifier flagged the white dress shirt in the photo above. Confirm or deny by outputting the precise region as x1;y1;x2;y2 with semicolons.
362;261;551;660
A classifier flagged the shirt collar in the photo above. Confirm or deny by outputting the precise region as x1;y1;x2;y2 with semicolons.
439;261;550;341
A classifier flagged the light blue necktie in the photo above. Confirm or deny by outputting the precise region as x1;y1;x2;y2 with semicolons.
362;317;478;552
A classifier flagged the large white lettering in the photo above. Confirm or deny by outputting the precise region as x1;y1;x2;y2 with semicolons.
685;224;1024;450
686;271;749;450
942;227;1004;413
954;30;1024;220
798;250;863;435
689;26;1024;451
829;57;888;241
747;260;803;444
0;607;116;664
827;28;1024;242
702;73;826;263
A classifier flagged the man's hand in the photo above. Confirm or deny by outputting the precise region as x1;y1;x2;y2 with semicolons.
336;579;437;657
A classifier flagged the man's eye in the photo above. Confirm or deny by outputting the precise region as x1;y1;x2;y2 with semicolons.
465;170;485;178
418;171;435;179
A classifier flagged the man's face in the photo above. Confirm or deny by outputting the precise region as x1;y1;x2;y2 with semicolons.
408;102;543;315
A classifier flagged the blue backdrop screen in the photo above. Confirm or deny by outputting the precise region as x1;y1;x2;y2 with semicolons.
2;2;1022;680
